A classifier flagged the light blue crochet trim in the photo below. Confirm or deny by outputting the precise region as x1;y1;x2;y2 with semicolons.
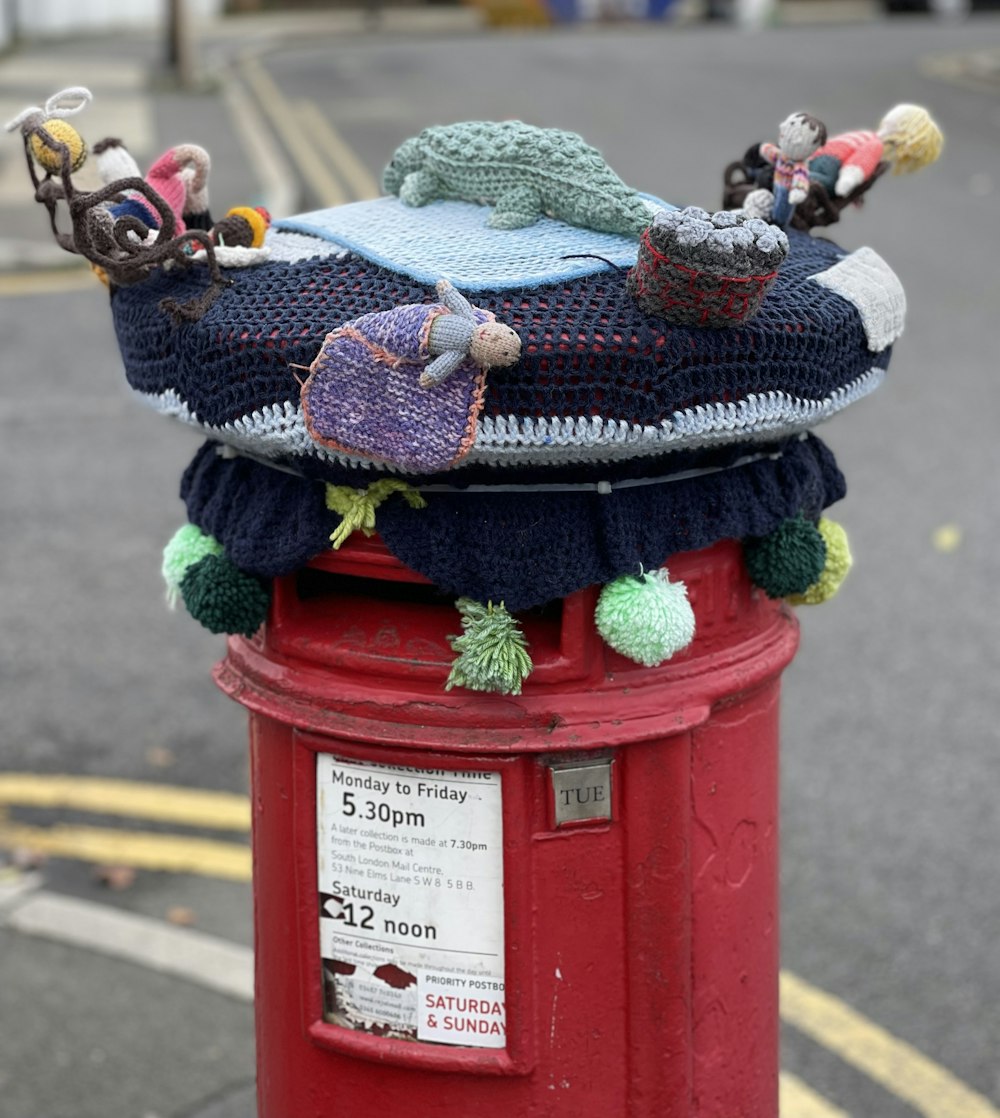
468;367;884;465
272;195;672;290
135;367;881;472
135;389;389;471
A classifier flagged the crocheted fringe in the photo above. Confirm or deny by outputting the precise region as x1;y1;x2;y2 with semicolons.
326;480;427;550
445;600;532;696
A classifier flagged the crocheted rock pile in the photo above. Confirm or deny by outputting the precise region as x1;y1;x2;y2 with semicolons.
627;206;789;326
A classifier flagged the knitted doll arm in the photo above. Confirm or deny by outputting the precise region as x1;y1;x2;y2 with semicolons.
835;135;885;196
759;142;780;166
789;162;811;204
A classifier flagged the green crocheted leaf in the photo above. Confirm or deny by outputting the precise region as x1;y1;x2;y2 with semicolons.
445;599;532;696
179;553;270;638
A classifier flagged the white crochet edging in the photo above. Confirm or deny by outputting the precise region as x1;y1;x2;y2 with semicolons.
135;366;883;472
811;247;906;353
262;230;353;265
465;367;884;465
134;390;386;471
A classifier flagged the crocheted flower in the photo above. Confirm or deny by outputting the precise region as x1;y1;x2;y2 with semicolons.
595;569;695;667
788;518;852;605
744;516;827;599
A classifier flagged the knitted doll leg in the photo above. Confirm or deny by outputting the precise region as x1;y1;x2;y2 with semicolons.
399;170;443;207
771;183;793;227
488;186;543;230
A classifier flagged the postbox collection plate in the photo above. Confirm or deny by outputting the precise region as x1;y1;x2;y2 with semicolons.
549;759;614;826
316;755;507;1047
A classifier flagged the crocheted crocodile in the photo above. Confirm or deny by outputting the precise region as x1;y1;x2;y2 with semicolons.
382;121;654;237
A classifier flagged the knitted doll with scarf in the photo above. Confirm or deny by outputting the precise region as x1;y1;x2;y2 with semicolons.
759;112;828;228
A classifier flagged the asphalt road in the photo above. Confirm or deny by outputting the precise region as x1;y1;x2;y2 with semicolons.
0;13;998;1118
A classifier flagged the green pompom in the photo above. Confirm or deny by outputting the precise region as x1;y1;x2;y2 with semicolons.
162;524;223;607
744;516;827;599
179;554;270;637
788;518;852;605
445;599;532;696
595;568;695;667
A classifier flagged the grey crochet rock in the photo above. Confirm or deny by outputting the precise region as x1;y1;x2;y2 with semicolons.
382;120;655;237
627;206;789;327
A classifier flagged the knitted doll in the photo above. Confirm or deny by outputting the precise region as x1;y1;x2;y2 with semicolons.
809;104;943;200
759;112;828;228
301;280;521;473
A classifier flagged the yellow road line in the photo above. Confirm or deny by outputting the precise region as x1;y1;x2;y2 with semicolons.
295;98;381;201
0;268;97;298
0;817;251;882
238;54;347;207
780;1070;850;1117
781;971;1000;1118
0;774;250;830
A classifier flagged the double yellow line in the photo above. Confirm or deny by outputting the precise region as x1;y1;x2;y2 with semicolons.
0;773;251;881
237;54;380;208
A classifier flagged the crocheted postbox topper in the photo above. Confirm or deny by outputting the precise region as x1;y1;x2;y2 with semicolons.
6;102;917;677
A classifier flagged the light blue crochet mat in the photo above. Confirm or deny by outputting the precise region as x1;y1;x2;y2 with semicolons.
273;195;673;291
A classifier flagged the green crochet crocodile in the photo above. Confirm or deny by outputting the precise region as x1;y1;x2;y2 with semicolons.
382;121;655;237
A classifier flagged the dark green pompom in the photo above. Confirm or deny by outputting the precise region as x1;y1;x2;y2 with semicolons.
744;516;827;599
179;554;270;637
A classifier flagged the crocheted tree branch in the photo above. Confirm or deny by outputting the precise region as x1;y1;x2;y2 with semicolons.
5;87;229;322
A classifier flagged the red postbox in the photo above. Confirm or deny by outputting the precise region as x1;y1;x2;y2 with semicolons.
216;531;797;1118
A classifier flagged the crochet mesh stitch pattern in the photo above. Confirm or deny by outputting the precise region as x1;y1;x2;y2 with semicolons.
113;228;891;478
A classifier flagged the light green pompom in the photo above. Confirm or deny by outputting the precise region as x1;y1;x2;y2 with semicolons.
596;568;696;667
445;599;533;696
162;523;223;607
788;518;852;605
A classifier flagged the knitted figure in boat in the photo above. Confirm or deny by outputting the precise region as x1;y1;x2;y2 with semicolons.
383;121;654;236
300;280;521;473
759;112;828;228
723;104;942;230
809;104;944;200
